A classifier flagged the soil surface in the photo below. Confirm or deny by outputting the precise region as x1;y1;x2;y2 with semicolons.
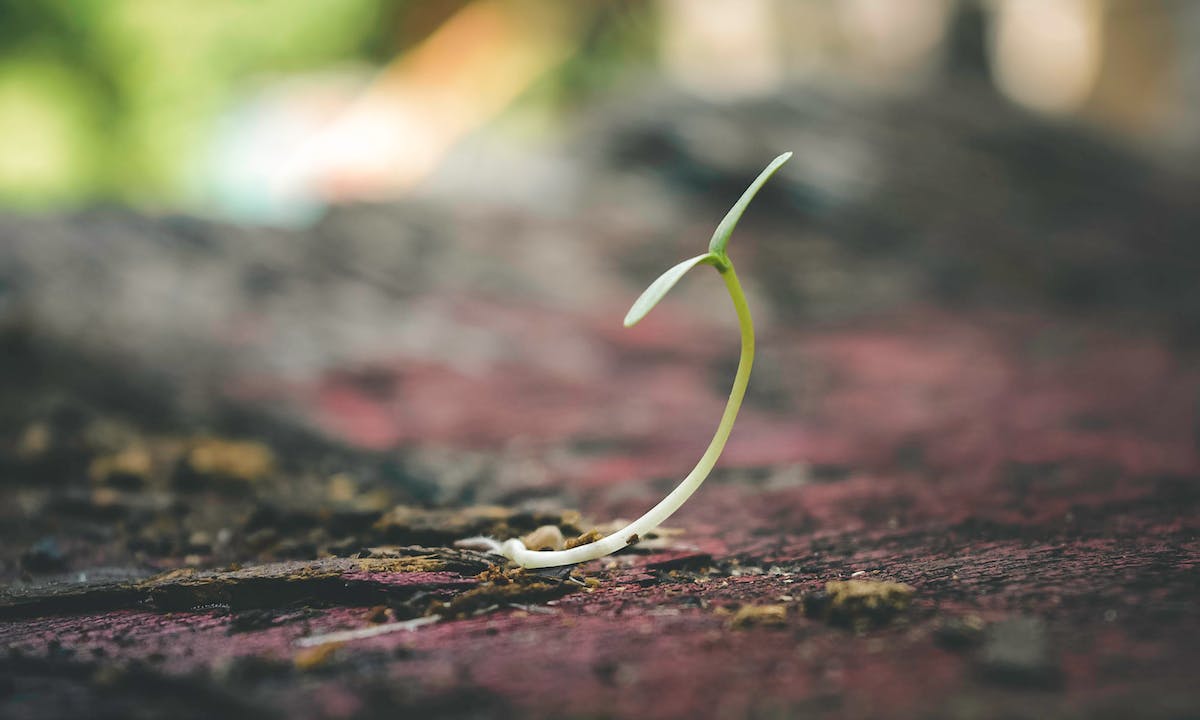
1;86;1198;719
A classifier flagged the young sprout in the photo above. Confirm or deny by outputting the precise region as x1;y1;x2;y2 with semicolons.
469;152;792;569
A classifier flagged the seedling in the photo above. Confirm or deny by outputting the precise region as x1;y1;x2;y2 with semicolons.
468;152;792;568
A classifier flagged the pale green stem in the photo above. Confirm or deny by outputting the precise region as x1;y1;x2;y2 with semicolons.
501;261;754;568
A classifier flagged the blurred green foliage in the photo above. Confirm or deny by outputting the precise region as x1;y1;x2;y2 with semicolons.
0;0;393;207
0;0;655;210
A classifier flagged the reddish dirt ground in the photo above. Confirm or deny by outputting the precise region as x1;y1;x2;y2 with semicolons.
2;293;1197;719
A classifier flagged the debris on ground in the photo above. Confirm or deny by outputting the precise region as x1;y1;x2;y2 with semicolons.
804;579;915;631
728;603;790;629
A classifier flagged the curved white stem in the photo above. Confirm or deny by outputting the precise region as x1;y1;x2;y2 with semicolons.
500;262;754;568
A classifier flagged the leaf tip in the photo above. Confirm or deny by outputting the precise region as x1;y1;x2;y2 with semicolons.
622;253;712;329
708;151;794;255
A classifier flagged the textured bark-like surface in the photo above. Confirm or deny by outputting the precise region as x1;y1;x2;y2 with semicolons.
2;87;1199;719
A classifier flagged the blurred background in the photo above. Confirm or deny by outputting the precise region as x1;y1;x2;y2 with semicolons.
2;0;1198;216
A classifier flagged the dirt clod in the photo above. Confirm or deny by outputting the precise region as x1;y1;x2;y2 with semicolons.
729;603;789;629
564;529;604;550
521;525;566;551
933;615;987;651
184;438;274;485
439;565;579;619
294;643;341;672
805;579;914;631
89;446;153;488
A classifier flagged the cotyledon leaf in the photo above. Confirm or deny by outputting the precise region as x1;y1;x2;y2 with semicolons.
708;151;793;257
623;253;713;327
